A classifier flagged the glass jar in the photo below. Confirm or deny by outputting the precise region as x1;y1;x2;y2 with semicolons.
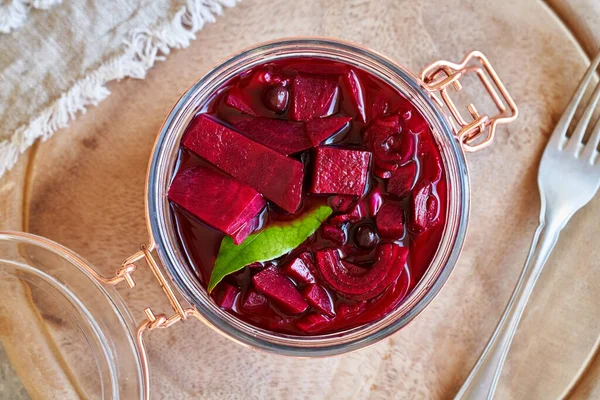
147;37;516;355
0;38;517;399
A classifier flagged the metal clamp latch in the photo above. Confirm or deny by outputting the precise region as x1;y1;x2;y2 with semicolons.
88;244;203;400
420;51;518;152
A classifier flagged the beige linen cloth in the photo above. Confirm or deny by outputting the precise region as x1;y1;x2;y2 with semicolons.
0;0;237;178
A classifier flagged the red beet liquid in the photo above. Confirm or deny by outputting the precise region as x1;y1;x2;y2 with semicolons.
170;58;447;335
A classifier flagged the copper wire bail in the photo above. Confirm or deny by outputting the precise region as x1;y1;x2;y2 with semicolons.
89;244;204;400
419;51;518;152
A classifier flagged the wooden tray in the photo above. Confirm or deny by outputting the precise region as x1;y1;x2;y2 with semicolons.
2;0;600;398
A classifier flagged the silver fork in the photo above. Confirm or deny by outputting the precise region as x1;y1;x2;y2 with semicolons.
455;51;600;400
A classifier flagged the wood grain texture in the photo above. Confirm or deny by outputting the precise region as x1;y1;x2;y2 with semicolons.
546;0;600;57
2;0;600;399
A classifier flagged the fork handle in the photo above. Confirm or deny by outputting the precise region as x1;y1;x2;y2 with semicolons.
455;211;568;400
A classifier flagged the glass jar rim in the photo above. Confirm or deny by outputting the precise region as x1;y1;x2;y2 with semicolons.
146;37;470;356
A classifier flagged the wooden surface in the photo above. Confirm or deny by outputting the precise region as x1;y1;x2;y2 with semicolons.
2;0;600;399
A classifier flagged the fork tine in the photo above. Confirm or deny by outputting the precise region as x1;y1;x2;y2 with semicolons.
550;51;600;147
565;80;600;153
581;116;600;162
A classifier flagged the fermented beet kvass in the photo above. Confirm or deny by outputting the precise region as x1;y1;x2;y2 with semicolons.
168;57;447;335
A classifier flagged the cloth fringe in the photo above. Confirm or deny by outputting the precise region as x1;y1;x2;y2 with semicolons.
0;0;239;178
0;0;62;34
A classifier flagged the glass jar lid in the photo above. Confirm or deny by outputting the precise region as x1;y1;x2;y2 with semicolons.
0;231;144;399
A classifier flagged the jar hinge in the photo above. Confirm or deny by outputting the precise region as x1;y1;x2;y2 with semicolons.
89;245;204;400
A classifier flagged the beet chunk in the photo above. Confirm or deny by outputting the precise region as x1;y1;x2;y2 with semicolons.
249;69;289;86
290;75;339;121
322;224;346;245
329;195;355;212
363;116;416;175
404;108;429;134
310;147;371;196
376;201;405;240
337;302;367;320
371;96;390;120
343;70;367;122
182;115;303;213
241;289;269;312
387;162;417;198
302;284;336;317
305;117;352;146
296;313;332;333
214;283;239;310
225;87;258;116
409;180;441;233
252;266;308;314
233;117;310;155
281;253;315;284
315;244;408;301
418;137;443;182
168;166;265;243
231;216;259;245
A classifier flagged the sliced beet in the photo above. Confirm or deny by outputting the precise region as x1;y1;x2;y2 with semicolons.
343;70;367;122
354;268;410;325
371;96;390;120
302;284;335;317
397;131;416;163
247;262;266;270
168;166;265;242
305;117;352;146
329;195;355;212
376;201;405;240
281;253;315;284
374;168;392;179
215;283;239;310
241;289;269;312
252;266;308;314
233;117;310;155
315;244;408;300
418;137;443;182
363;116;416;175
409;180;441;233
310;147;371;196
225;87;258;116
404;108;429;133
373;115;400;129
367;186;383;216
182;115;303;213
337;301;367;320
329;186;381;228
296;313;332;333
329;207;363;227
387;162;417;198
329;197;367;227
364;119;400;160
290;75;339;121
322;224;346;246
